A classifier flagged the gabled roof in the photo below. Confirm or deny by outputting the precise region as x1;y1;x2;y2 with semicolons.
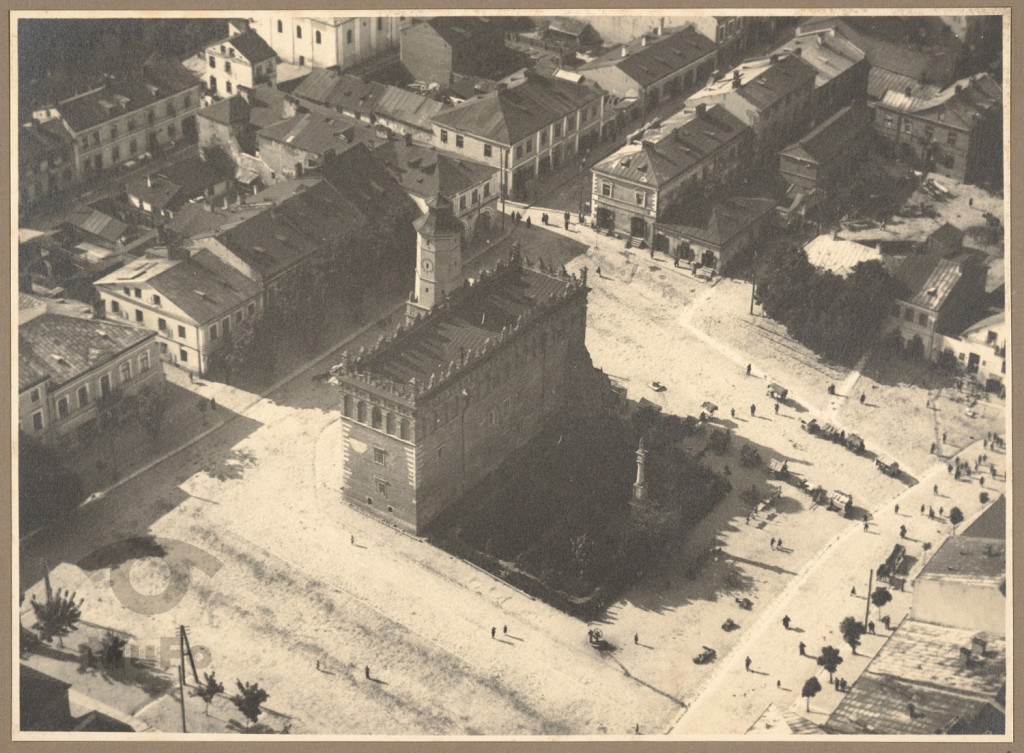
803;234;881;277
146;251;260;323
736;54;817;110
423;16;495;48
774;29;865;88
293;70;448;132
879;73;1002;130
65;206;127;244
893;252;973;311
126;150;237;209
780;103;871;164
431;74;601;145
547;18;593;38
376;141;497;200
592;104;746;187
213;29;277;64
867;68;941;101
657;196;776;248
257;111;366;155
580;27;716;87
19;314;155;391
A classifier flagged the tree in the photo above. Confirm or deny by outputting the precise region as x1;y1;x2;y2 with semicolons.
802;676;822;712
839;616;865;655
100;630;128;669
817;645;843;682
135;385;168;441
949;506;965;534
871;587;893;619
230;679;269;730
30;588;83;648
193;671;225;716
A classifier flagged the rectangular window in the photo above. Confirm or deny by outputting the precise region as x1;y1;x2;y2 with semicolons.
110;125;118;139
32;411;44;431
134;288;142;298
111;146;120;163
77;385;89;408
347;29;353;44
112;298;121;314
483;183;490;198
178;324;186;338
210;323;218;339
30;388;40;403
924;126;934;141
101;374;110;396
471;189;479;205
209;56;215;68
120;362;132;381
377;18;383;30
525;140;533;154
635;191;646;206
224;61;232;74
602;183;612;197
459;195;467;210
554;123;562;138
374;447;386;464
135;309;144;323
140;352;151;372
515;144;523;158
483;144;492;158
248;303;256;316
57;397;69;419
883;114;894;128
947;131;957;146
540;131;548;146
297;25;302;39
904;308;914;322
235;310;243;325
180;348;188;362
456;134;464;149
316;30;322;44
130;139;138;154
224;82;232;95
903;121;912;134
375;478;388;496
918;313;930;326
152;294;161;305
440;129;448;144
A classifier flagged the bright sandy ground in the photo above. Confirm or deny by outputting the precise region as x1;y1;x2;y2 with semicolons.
20;210;1006;736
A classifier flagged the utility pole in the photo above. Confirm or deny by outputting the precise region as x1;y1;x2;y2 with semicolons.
578;159;586;222
864;568;873;627
178;662;188;733
501;148;507;233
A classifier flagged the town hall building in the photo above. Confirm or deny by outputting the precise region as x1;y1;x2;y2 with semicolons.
330;197;591;533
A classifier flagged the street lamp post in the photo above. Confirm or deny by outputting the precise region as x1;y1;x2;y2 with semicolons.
578;159;586;224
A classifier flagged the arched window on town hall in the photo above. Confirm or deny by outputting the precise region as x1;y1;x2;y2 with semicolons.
357;401;367;423
386;412;396;435
343;394;353;418
372;406;383;429
400;418;410;440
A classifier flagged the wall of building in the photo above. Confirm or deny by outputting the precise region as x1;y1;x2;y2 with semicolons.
205;40;276;98
254;15;400;69
933;332;1006;386
256;136;323;180
401;24;453;85
19;383;51;438
911;579;1005;635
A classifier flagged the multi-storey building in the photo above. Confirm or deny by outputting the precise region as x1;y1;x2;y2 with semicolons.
684;52;817;163
18;119;76;210
331;200;591;533
401;17;524;87
249;14;402;70
19;300;163;442
203;27;278;99
41;59;201;181
871;72;1002;184
772;27;868;124
577;26;716;115
590;103;750;243
431;72;605;201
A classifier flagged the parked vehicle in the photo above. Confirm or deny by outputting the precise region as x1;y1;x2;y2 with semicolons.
650;381;666;392
722;618;740;632
693;646;717;664
875;456;900;477
766;383;788;401
845;433;865;453
735;597;754;610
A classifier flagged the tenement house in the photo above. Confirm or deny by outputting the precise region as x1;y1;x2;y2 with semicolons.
203;26;278;100
36;59;201;181
771;26;868;125
330;197;591;533
430;72;605;201
589;103;750;244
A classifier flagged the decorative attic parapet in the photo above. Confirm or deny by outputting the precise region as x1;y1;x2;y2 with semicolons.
330;251;588;404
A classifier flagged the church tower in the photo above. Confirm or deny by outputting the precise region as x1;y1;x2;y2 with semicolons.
407;195;463;324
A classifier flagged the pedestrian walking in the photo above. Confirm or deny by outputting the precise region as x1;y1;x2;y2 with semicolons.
491;627;496;639
774;401;780;414
930;442;937;454
541;213;548;225
189;371;194;384
942;431;947;443
525;216;532;230
777;538;783;550
745;656;752;671
860;393;866;405
635;723;640;734
777;680;781;689
210;397;217;410
882;615;891;630
750;403;756;416
316;660;320;671
864;520;869;532
929;506;934;519
503;625;507;635
939;506;943;517
868;621;875;634
947;463;953;474
782;615;791;630
564;211;570;230
746;363;752;376
365;666;371;679
596;266;602;277
933;484;938;495
770;537;775;550
851;586;856;596
799;641;806;656
894;503;900;514
979;476;985;487
350;534;354;545
634;633;639;645
991;464;996;478
730;408;735;418
899;524;907;539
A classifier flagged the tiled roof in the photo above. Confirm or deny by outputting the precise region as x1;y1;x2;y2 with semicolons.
803;234;881;277
878;73;1001;130
292;70;386;116
781;104;871;165
363;266;577;383
867;68;941;101
774;30;865;88
19;314;155;391
198;94;251;126
580;27;715;87
825;620;1005;735
736;54;817;110
257;111;367;155
592;104;745;187
126;149;237;210
376;141;497;200
657;196;776;248
432;74;601;145
374;85;447;131
146;250;260;323
893;253;968;311
548;18;592;37
57;59;197;133
229;29;277;63
961;495;1006;540
918;536;1005;585
413;195;463;235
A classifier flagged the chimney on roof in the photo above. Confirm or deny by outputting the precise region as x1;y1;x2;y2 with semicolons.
958;646;973;669
404;132;413;146
793;46;803;56
147;173;152;188
905;86;913;97
696;103;706;117
282;96;297;119
732;71;742;89
971;634;988;657
657;18;665;35
641;35;648;47
621;45;628;57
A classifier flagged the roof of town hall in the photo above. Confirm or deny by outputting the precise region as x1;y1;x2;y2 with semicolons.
360;264;580;385
19;313;155;392
578;27;716;87
592;104;746;187
431;74;602;146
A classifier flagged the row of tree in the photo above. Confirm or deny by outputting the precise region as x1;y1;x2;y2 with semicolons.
756;245;903;365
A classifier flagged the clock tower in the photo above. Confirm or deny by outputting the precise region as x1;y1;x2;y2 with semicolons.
407;195;463;324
